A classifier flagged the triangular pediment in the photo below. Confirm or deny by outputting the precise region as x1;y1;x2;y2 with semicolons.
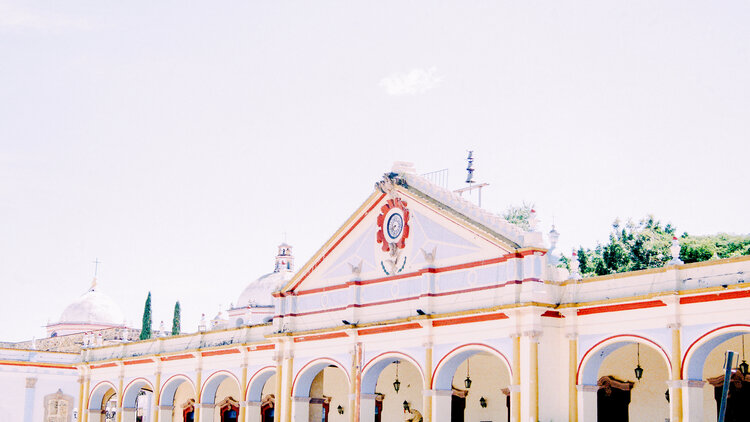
281;176;528;294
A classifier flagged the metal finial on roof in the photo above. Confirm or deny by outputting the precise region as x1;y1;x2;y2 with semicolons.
465;151;475;184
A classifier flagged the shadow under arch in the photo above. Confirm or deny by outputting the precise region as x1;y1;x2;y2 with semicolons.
361;351;424;395
682;324;750;380
88;380;117;410
577;334;672;385
292;358;350;398
201;370;241;404
122;378;154;408
159;374;196;406
247;366;276;402
432;343;512;390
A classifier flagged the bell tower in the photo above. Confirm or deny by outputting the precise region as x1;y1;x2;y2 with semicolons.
274;243;294;273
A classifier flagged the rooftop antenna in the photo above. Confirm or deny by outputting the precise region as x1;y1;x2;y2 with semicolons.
453;150;489;207
90;258;102;291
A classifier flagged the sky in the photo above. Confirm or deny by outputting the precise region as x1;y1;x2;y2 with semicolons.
1;1;748;342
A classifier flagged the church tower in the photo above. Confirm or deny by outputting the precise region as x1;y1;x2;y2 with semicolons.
274;243;294;273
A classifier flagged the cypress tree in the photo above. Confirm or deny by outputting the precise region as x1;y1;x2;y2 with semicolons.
139;292;152;340
171;301;181;335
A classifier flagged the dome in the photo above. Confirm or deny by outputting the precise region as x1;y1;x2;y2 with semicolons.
236;271;292;308
59;287;125;325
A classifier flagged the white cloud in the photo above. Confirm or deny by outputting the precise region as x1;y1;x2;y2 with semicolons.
0;3;90;31
379;67;443;96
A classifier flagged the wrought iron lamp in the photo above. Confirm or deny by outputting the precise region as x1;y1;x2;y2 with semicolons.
403;400;410;412
740;335;749;376
393;360;401;392
337;405;344;415
479;397;487;408
464;358;472;389
634;343;644;381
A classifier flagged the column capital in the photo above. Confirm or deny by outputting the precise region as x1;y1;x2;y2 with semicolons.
158;405;174;411
242;400;261;407
565;332;578;340
523;330;542;341
199;403;215;409
667;322;681;330
576;384;598;392
360;394;379;400
25;377;37;388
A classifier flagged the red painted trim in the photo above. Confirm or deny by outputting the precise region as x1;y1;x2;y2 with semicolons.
159;374;196;402
680;324;750;379
362;351;425;383
357;323;421;336
90;362;118;369
430;343;512;389
680;290;750;304
87;380;117;409
278;278;540;319
287;193;386;292
294;332;348;343
577;300;666;316
123;358;154;366
160;354;193;362
248;344;275;351
576;335;671;384
201;348;240;357
541;310;564;318
0;361;76;370
291;358;350;397
433;312;508;327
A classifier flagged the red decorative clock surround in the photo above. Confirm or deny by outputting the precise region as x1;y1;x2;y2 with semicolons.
376;198;410;252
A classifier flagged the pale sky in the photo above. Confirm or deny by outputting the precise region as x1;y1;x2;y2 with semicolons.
1;1;748;342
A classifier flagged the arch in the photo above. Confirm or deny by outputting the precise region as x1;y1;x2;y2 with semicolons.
432;343;512;390
201;370;241;404
122;378;154;408
291;358;350;398
361;351;424;395
88;380;117;410
682;324;750;380
246;366;276;402
577;334;672;385
159;374;196;406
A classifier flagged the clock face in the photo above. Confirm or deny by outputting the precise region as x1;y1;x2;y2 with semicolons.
386;212;404;240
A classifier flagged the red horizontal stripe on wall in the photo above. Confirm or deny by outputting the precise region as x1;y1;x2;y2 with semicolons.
680;290;750;304
90;362;117;369
358;323;421;336
577;300;666;316
160;354;193;361
123;359;153;366
200;348;240;357
541;310;564;318
248;344;275;351
294;332;348;343
433;312;508;327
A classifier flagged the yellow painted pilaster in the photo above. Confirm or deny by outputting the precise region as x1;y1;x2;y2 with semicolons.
512;335;520;422
423;345;433;422
117;374;124;422
283;354;294;422
82;375;90;422
529;336;539;422
275;360;283;421
569;337;578;422
77;372;85;422
195;367;202;422
239;362;248;422
349;343;358;422
671;325;683;422
153;370;162;422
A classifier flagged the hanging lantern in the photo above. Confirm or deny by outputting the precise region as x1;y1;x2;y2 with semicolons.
464;358;472;389
740;335;749;376
403;400;410;412
393;361;401;392
479;397;487;408
634;343;644;381
337;405;344;415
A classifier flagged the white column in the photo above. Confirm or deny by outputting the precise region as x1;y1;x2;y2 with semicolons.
291;397;310;422
681;380;705;422
244;401;261;422
157;406;173;421
359;394;377;422
430;390;452;422
576;384;597;422
121;408;137;422
198;404;215;422
23;377;37;422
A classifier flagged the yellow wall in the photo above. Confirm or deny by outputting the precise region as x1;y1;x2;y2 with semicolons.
309;367;348;422
172;382;196;422
374;361;423;421
213;378;241;422
597;343;669;421
450;353;511;422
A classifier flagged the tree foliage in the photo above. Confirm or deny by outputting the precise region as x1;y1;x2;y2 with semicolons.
171;301;181;336
139;292;152;340
573;216;750;277
503;202;534;231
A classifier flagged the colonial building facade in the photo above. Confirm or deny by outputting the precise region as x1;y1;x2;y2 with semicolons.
2;164;750;422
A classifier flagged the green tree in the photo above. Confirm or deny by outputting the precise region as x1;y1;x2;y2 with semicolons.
139;292;152;340
171;301;181;335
